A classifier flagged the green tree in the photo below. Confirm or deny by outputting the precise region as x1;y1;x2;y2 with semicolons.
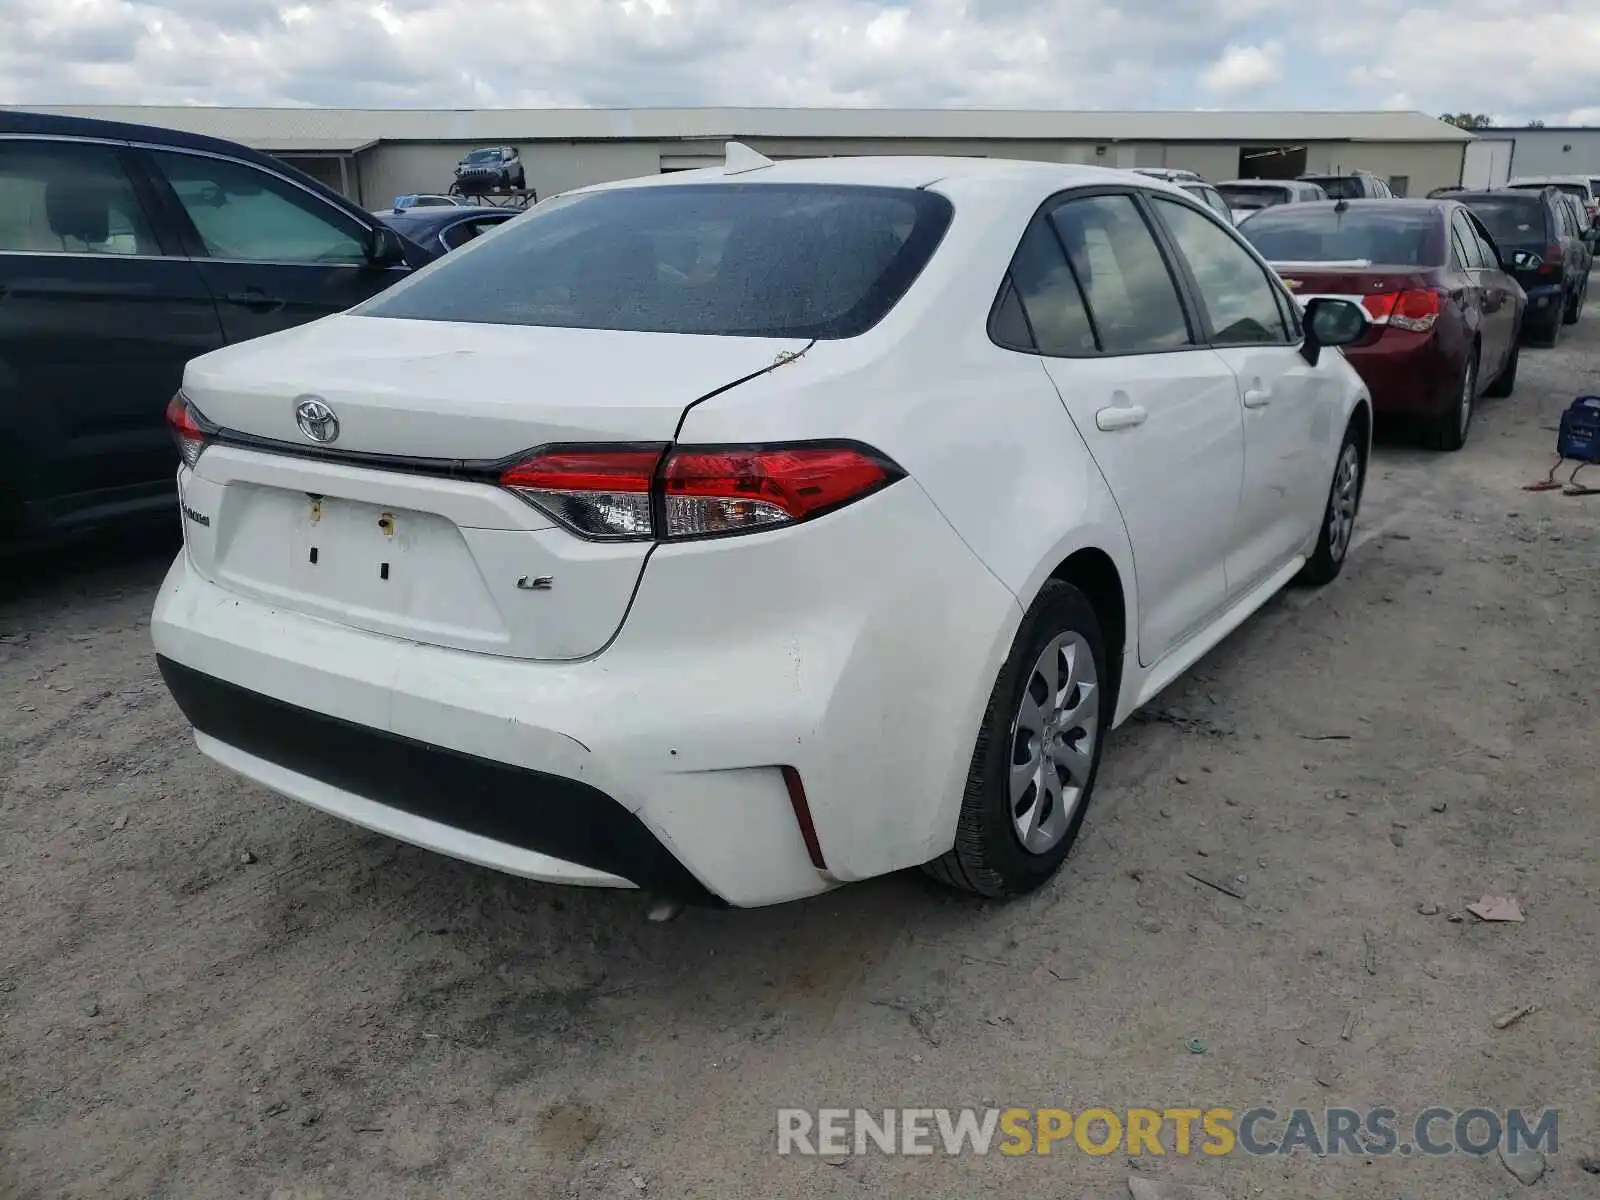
1440;113;1495;129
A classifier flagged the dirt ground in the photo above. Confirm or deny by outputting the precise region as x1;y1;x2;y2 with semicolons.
3;305;1599;1200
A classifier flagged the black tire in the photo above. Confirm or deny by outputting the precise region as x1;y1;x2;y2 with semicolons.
1423;348;1476;452
1297;418;1365;586
1484;339;1519;398
514;170;527;191
924;580;1110;898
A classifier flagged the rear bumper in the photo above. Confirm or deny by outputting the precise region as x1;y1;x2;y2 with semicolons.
151;478;1020;907
1343;333;1458;418
1520;283;1565;331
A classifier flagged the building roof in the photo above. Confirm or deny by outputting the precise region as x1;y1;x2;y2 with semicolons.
9;105;1473;149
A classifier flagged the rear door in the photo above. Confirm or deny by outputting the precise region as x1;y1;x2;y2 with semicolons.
1014;189;1244;666
1459;210;1517;375
1147;192;1335;593
1449;210;1501;373
0;135;222;532
138;146;410;344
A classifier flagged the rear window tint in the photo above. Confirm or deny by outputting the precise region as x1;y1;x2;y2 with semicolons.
1455;196;1549;245
360;183;953;339
1237;207;1444;266
1216;185;1291;211
1304;176;1365;200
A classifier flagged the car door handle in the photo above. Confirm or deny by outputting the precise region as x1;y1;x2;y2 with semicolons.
1242;388;1272;408
225;289;286;313
1095;405;1148;431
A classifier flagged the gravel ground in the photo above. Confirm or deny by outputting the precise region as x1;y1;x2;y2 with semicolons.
3;304;1599;1200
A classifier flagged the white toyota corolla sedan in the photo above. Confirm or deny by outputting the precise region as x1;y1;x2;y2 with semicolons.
153;151;1373;908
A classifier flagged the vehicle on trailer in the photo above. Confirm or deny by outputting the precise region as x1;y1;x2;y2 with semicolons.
376;205;519;255
452;146;525;193
1215;179;1328;224
1454;187;1589;346
1299;170;1394;199
1239;198;1525;451
153;150;1375;909
0;109;431;549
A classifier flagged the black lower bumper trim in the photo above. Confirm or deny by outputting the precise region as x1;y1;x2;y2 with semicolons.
156;656;722;905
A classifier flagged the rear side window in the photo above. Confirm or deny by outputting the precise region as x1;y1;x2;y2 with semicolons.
360;183;952;339
1000;216;1096;354
1047;194;1192;353
1451;213;1486;269
0;139;158;255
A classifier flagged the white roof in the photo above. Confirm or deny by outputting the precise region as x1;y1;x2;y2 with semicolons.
10;105;1473;151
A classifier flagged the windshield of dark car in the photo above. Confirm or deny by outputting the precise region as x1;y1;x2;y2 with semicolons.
463;149;502;164
1237;206;1443;265
1455;195;1547;244
359;183;952;339
1216;185;1290;211
1303;176;1364;200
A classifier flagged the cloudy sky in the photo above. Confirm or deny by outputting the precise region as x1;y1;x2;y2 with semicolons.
4;0;1599;123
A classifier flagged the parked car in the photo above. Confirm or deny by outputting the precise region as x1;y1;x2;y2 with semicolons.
152;156;1375;908
452;146;525;193
1215;179;1328;224
1239;198;1524;451
1455;187;1588;345
376;205;518;255
1299;170;1394;199
1505;175;1599;226
386;194;474;212
0;109;434;548
1554;192;1598;271
1131;169;1235;222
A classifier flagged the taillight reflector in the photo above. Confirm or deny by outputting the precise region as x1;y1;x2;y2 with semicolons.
1360;288;1442;333
165;393;213;468
498;442;903;542
500;446;663;540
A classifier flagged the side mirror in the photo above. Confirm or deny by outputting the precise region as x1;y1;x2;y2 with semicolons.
365;224;407;268
1300;297;1369;365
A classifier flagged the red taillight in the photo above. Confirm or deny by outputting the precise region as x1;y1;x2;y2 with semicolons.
165;393;213;468
499;446;663;540
663;446;897;538
1542;243;1564;277
1360;288;1441;333
498;442;903;541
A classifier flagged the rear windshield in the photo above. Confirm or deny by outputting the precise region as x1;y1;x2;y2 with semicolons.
1237;207;1444;266
1454;195;1548;244
1303;176;1365;200
1216;184;1290;211
360;183;954;339
1508;181;1588;200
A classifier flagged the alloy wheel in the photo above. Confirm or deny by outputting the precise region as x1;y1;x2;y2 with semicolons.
1459;357;1476;441
1328;442;1361;563
1009;632;1099;854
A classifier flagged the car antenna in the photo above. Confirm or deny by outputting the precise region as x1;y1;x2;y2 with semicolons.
724;141;774;175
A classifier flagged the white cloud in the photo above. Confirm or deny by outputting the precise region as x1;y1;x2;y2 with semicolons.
1200;41;1283;95
0;0;1596;122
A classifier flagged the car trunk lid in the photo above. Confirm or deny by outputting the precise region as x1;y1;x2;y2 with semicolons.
1265;262;1446;330
179;314;808;661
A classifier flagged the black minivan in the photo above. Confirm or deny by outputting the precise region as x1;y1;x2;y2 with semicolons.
1453;187;1589;346
0;110;435;548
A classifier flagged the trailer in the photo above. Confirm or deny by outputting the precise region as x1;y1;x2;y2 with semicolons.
446;183;537;209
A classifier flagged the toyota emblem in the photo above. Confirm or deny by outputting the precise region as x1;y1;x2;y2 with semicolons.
294;397;340;444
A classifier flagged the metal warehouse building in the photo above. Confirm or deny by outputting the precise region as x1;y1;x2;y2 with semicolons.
23;105;1473;209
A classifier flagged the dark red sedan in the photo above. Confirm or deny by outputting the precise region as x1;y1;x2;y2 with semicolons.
1238;199;1526;451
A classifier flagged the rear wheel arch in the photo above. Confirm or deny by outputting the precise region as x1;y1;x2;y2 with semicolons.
1046;547;1128;720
